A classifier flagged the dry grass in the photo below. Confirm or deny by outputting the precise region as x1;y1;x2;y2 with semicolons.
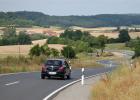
0;56;44;74
0;52;110;74
91;58;140;100
70;58;101;69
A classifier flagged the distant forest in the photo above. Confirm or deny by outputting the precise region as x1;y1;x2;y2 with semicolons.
0;11;140;28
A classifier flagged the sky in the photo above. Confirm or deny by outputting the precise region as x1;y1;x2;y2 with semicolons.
0;0;139;15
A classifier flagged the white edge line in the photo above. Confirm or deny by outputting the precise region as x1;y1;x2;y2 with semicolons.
0;71;39;77
43;71;111;100
5;81;20;86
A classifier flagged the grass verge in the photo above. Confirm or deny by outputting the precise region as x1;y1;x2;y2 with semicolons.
0;54;104;74
91;58;140;100
106;43;131;50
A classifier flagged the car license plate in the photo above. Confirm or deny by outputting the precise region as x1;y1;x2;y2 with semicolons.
49;72;56;75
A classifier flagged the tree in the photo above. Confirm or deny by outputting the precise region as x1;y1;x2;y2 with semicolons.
97;35;108;55
61;46;76;59
3;26;16;37
51;48;59;57
47;36;61;44
132;39;140;58
118;30;131;43
60;29;90;41
74;40;89;53
133;45;140;58
40;44;51;56
18;31;31;45
29;44;41;57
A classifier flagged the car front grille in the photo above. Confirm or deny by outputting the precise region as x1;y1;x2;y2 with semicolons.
47;67;59;71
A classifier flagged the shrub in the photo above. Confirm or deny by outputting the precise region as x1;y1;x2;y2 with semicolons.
61;46;76;59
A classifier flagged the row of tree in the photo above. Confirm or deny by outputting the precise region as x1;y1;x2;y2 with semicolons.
0;26;48;46
30;29;133;59
0;27;32;45
48;29;131;55
29;44;76;59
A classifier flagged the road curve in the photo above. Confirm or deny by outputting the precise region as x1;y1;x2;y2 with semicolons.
0;66;116;100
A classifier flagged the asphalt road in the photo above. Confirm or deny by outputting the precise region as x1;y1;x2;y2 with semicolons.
0;66;116;100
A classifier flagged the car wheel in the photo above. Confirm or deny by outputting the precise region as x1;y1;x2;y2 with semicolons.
41;74;45;79
62;74;67;80
47;76;51;79
67;74;71;79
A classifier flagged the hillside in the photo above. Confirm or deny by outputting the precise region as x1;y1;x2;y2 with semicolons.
0;11;140;27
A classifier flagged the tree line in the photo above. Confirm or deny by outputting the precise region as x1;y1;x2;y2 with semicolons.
0;27;32;45
0;26;48;46
1;11;140;28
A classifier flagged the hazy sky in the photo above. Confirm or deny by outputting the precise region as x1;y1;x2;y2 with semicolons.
0;0;139;15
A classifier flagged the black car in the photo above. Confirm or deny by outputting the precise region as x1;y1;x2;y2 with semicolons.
41;59;71;79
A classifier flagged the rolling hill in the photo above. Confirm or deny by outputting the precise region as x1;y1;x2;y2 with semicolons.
0;11;140;27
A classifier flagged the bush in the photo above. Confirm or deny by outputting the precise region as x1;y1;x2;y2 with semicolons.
118;29;131;43
29;44;41;57
61;46;76;59
30;34;47;41
18;31;32;45
51;48;59;57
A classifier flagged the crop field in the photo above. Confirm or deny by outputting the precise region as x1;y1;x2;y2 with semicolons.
0;41;65;58
72;26;140;39
16;27;64;36
0;26;140;39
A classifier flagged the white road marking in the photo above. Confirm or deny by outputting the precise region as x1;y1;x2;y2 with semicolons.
5;81;19;86
43;71;111;100
0;71;39;77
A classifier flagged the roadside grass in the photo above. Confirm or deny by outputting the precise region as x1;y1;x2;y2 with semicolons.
91;58;140;100
106;43;131;50
0;52;114;74
70;52;116;69
70;58;101;69
0;51;118;74
0;56;45;74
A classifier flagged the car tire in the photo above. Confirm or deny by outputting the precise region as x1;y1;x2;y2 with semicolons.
41;74;45;79
47;76;51;79
62;74;67;80
67;74;71;79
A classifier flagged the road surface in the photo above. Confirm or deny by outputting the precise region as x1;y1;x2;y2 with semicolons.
0;66;116;100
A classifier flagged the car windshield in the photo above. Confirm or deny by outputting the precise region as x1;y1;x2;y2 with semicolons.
45;60;62;66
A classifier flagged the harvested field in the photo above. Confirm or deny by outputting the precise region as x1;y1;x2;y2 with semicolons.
72;26;140;39
0;44;65;57
32;39;47;45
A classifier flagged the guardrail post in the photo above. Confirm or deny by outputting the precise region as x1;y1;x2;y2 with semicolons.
81;68;85;85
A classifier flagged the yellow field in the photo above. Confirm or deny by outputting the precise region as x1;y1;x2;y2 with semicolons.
0;41;65;57
1;26;140;39
72;26;140;39
16;27;64;37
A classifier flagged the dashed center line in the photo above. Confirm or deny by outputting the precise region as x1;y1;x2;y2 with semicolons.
5;81;20;86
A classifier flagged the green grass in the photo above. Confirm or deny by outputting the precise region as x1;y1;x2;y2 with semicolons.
106;43;131;50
